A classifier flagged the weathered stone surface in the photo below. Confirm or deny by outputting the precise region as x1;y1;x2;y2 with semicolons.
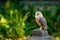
26;36;55;40
32;29;48;36
26;29;55;40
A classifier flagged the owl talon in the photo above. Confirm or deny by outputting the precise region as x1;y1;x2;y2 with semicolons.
39;27;42;30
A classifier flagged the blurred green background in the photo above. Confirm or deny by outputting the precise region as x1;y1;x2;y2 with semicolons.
0;0;60;39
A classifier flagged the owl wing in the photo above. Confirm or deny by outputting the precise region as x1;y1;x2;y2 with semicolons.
39;17;48;28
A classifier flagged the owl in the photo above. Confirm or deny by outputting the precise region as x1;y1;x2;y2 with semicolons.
35;11;48;30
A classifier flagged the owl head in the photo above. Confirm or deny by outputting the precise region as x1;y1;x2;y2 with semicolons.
35;11;43;18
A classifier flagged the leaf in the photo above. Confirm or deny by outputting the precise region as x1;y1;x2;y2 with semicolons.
23;12;30;22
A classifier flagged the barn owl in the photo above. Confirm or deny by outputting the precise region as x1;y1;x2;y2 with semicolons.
35;11;48;30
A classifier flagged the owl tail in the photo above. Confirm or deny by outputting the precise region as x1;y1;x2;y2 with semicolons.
45;24;48;30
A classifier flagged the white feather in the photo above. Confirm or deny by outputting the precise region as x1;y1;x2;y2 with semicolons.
35;11;43;18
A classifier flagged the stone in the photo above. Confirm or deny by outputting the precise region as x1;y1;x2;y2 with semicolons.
26;36;55;40
32;29;48;36
25;29;55;40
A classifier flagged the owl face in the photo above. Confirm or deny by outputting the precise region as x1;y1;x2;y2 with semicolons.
35;11;43;18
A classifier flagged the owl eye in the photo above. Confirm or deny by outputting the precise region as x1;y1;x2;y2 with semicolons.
37;14;39;16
